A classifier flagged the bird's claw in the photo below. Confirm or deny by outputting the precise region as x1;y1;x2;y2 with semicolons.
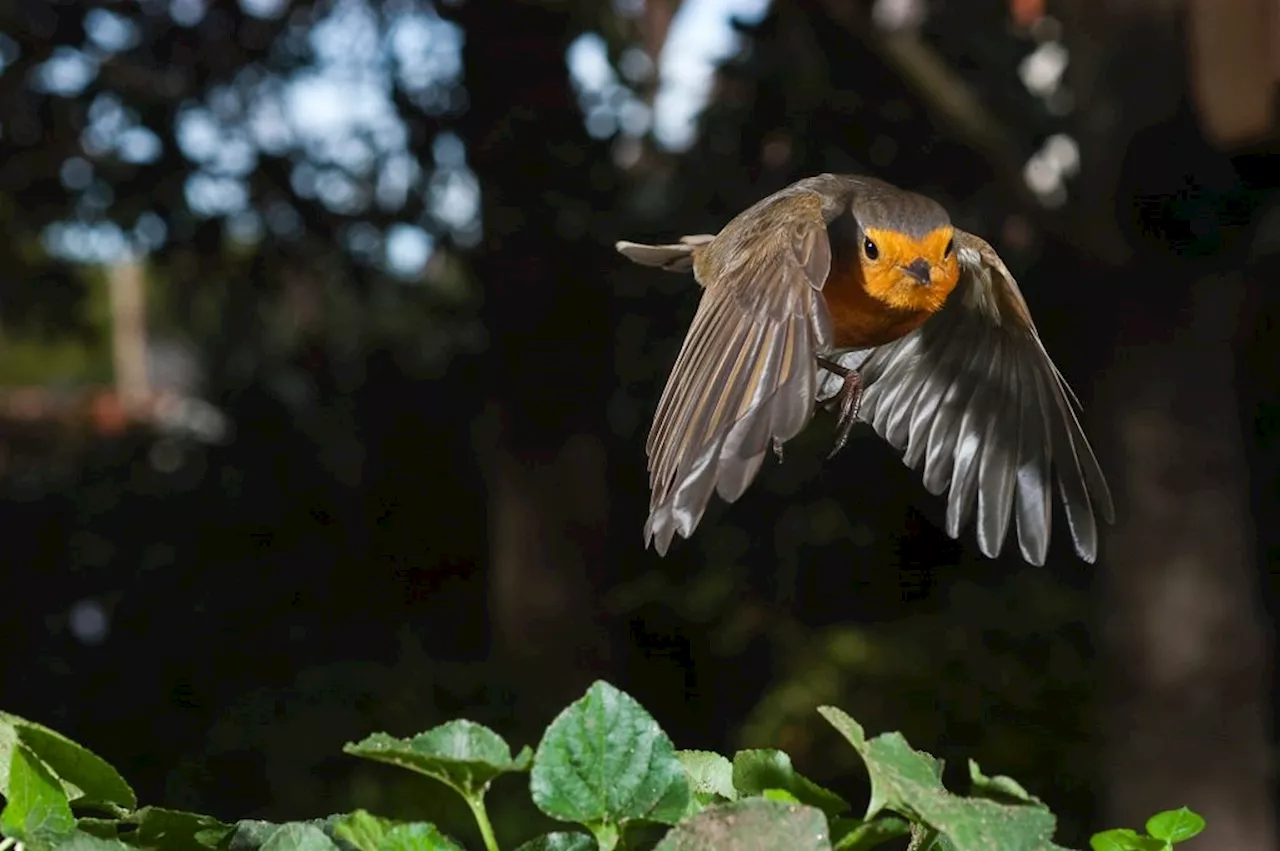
818;357;864;459
772;438;785;463
828;375;863;459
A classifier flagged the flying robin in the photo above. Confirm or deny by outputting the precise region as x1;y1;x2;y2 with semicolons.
616;173;1114;566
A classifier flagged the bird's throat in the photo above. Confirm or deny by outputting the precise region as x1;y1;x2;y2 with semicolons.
822;261;943;348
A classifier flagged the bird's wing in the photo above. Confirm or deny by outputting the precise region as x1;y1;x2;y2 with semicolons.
629;191;836;555
616;234;716;273
843;229;1114;565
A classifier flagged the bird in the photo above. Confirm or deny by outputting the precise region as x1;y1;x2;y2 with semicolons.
615;173;1114;566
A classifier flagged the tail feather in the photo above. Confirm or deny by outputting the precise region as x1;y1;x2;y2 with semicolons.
615;234;715;274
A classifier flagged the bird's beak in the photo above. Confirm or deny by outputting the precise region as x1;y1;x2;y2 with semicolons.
902;258;931;286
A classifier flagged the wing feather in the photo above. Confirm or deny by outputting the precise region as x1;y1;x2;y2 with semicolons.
639;193;835;555
1012;346;1052;562
853;230;1113;565
973;339;1017;554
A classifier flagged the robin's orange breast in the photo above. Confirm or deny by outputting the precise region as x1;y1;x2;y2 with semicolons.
822;260;936;349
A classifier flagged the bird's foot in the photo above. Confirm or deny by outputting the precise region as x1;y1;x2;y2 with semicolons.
817;357;863;459
772;438;785;463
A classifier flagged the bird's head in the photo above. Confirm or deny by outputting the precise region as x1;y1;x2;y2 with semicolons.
851;190;961;314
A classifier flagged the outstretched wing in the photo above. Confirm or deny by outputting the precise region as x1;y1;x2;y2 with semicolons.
828;230;1114;565
621;190;837;555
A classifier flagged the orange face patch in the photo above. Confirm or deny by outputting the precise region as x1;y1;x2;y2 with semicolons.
860;226;961;313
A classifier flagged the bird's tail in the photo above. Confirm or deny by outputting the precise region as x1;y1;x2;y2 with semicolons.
614;234;715;274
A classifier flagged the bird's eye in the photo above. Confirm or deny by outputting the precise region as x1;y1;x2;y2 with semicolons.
863;237;879;260
944;237;955;257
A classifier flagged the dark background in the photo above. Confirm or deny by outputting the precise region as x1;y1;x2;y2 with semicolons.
2;0;1278;848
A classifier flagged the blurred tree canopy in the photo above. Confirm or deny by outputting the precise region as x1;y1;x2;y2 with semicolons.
2;1;1278;849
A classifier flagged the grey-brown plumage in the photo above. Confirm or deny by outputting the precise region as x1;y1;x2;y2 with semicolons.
617;174;1114;565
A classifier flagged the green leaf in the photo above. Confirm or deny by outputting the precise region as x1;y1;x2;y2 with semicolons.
334;810;391;851
762;788;803;805
1;743;76;849
50;830;134;850
818;707;1063;851
258;823;342;851
530;680;691;829
1089;828;1167;851
226;818;344;851
1145;808;1205;844
652;798;833;851
331;811;463;851
382;822;466;851
731;750;848;817
814;710;940;821
93;806;232;850
830;816;911;850
928;832;962;851
967;761;1042;806
512;832;598;851
590;822;618;851
75;817;123;839
344;720;532;799
0;711;137;814
226;820;284;850
676;751;736;805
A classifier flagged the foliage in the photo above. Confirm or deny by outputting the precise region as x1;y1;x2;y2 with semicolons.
1089;808;1206;851
1;682;1199;851
738;571;1095;807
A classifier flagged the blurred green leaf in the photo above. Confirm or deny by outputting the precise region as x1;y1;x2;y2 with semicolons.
652;798;832;851
333;810;392;851
258;823;342;851
512;833;598;851
830;816;912;850
76;806;232;850
1089;828;1166;851
731;749;848;817
332;810;463;851
226;820;286;850
762;789;804;805
676;751;736;809
967;760;1042;806
381;823;466;851
226;818;345;851
1145;808;1205;844
1;744;76;849
52;831;134;850
530;680;690;843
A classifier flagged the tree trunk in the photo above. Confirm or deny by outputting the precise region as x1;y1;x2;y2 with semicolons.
1098;275;1276;850
455;1;616;711
1066;2;1278;846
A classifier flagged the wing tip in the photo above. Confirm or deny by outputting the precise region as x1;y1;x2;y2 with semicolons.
616;239;697;272
643;504;683;557
1015;523;1050;568
1069;526;1100;564
1098;492;1117;525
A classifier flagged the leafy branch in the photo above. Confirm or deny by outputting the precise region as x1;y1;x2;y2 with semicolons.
0;683;1203;851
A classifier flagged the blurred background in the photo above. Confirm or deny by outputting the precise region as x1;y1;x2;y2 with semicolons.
1;0;1278;848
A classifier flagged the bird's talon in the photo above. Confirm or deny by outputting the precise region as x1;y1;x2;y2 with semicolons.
826;366;863;459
